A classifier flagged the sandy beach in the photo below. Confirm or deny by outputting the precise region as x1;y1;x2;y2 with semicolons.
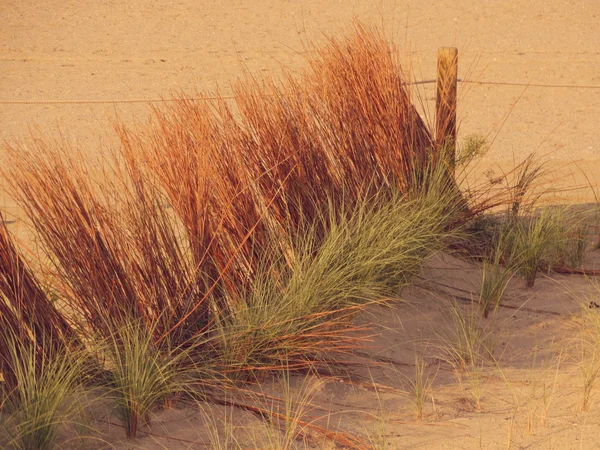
2;0;599;183
2;1;600;448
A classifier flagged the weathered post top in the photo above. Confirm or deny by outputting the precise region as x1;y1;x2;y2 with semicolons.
436;47;458;174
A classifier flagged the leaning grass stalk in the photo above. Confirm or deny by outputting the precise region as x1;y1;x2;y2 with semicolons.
0;212;79;392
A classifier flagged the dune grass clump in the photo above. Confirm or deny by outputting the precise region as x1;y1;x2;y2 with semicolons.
508;154;546;218
566;223;589;269
3;24;464;369
1;213;87;449
479;258;513;319
498;207;588;287
213;179;460;374
99;321;194;438
479;231;516;318
3;140;209;347
409;354;436;421
441;299;497;371
1;331;86;450
115;24;442;305
510;213;557;288
0;212;78;394
483;152;593;285
437;300;501;414
266;370;325;450
0;22;510;447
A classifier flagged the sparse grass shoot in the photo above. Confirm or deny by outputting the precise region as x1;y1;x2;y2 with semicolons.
410;354;436;420
479;233;515;318
577;297;600;411
440;299;497;370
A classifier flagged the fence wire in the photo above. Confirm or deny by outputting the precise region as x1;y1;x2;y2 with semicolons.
0;78;599;106
459;79;600;89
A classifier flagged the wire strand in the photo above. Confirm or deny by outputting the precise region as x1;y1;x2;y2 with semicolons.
459;79;600;89
1;78;599;105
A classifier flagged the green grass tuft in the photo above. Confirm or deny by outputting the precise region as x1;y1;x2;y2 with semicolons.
1;331;86;450
99;321;194;439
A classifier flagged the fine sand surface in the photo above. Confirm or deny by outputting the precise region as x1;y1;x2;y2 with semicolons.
37;249;600;449
2;0;600;209
2;1;600;448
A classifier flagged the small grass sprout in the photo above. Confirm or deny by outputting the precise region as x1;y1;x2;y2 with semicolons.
479;236;515;319
566;223;589;269
440;299;497;370
410;354;436;420
577;298;600;411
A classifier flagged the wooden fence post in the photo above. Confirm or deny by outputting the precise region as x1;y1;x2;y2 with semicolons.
436;47;458;174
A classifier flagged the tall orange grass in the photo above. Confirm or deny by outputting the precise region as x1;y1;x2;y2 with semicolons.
116;24;441;314
2;23;468;384
0;213;77;391
0;22;529;447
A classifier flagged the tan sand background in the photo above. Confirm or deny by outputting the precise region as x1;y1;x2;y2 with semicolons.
3;3;600;448
1;0;600;212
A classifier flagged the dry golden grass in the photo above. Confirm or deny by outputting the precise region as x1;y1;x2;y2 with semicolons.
0;23;526;449
0;212;77;392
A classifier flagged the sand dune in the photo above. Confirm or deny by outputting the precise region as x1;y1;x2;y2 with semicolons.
2;2;600;448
